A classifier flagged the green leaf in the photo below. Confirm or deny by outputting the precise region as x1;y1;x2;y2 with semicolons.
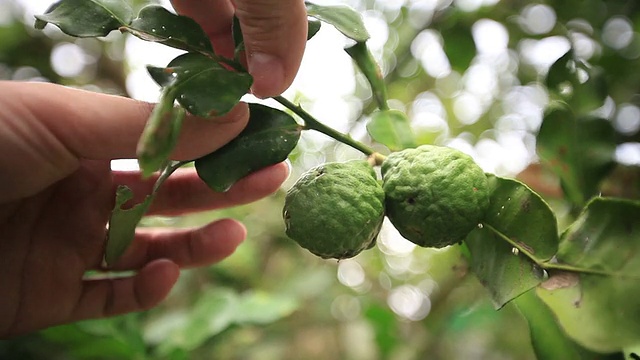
34;0;133;37
231;15;244;55
305;1;370;42
105;186;153;265
148;288;299;355
514;289;608;360
537;198;640;353
148;53;253;117
123;5;213;53
364;304;400;358
307;19;321;40
153;288;238;354
625;346;640;360
546;49;608;113
537;105;616;208
195;103;301;192
235;291;299;325
465;175;558;307
546;49;574;91
442;27;476;72
345;41;388;110
366;110;416;151
136;90;184;177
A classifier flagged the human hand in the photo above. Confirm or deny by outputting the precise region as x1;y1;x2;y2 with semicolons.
170;0;308;98
0;81;289;338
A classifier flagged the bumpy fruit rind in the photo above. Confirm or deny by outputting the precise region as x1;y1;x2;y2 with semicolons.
283;160;385;259
382;145;489;248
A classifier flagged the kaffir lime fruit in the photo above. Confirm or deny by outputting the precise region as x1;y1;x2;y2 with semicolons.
283;160;385;259
381;145;489;248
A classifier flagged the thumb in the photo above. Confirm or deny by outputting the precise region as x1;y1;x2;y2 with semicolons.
235;0;308;98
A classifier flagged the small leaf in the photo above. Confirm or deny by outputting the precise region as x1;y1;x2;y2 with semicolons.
195;104;301;192
537;105;616;207
149;53;253;117
366;110;416;151
546;49;573;91
123;5;213;53
146;66;175;87
231;15;244;55
34;0;133;37
305;1;370;42
136;90;184;177
465;175;558;307
105;186;153;265
514;289;607;360
345;41;388;110
537;198;640;353
307;19;321;40
546;49;608;113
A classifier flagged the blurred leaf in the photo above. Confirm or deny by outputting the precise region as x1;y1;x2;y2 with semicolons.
150;287;299;355
308;19;321;40
235;291;299;325
105;186;153;265
625;345;640;360
34;0;133;37
41;316;146;359
442;27;476;72
546;49;608;113
465;175;558;308
152;289;237;355
537;105;616;208
137;90;184;177
366;109;417;151
124;5;213;53
537;198;640;353
147;53;253;117
364;304;400;358
514;289;607;360
196;103;301;192
345;41;388;110
305;1;370;42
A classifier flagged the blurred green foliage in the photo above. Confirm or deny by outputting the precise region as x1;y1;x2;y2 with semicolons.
2;0;640;359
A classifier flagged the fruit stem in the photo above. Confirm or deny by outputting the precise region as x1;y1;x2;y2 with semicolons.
153;160;190;193
274;96;377;156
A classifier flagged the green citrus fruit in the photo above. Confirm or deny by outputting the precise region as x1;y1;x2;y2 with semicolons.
381;145;489;248
283;160;385;259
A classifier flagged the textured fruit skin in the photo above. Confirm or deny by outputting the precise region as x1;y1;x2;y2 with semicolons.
382;145;489;248
283;160;385;259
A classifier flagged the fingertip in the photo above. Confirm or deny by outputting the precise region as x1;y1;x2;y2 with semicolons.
135;259;180;309
235;0;308;97
199;218;247;257
248;53;286;98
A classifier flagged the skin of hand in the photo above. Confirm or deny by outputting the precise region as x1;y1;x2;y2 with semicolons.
0;0;307;338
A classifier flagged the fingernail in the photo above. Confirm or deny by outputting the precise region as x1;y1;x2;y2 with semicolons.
248;52;285;99
283;159;293;182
